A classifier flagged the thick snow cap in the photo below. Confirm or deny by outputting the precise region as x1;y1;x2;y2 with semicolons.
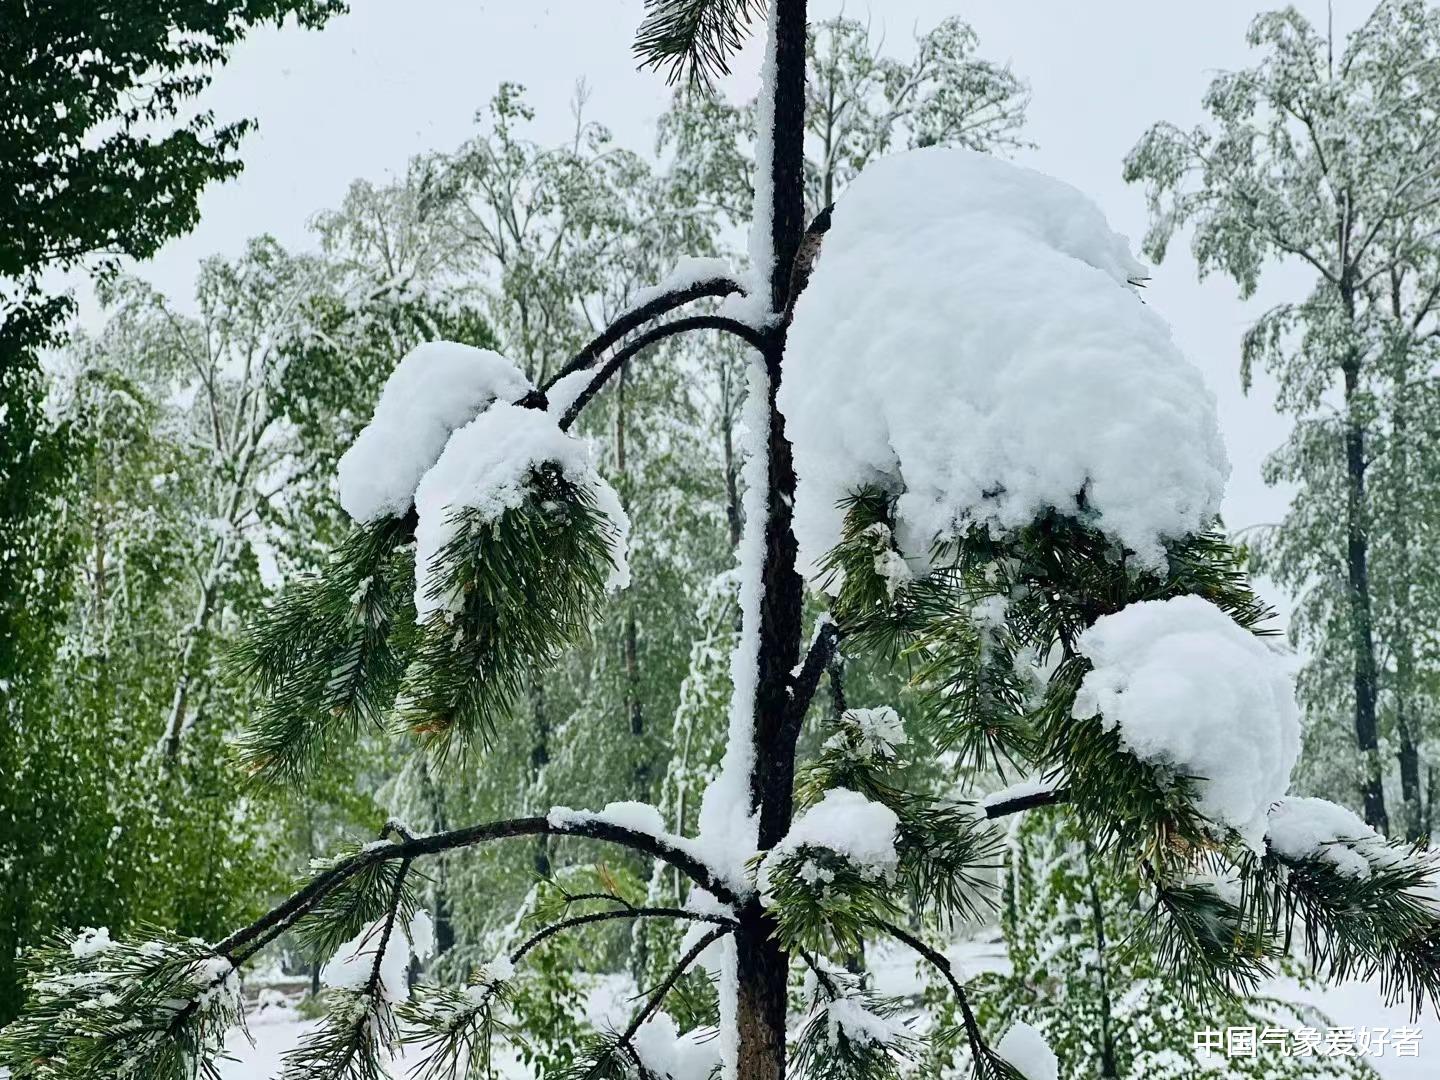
1072;595;1300;851
780;147;1229;580
411;403;631;617
338;341;533;523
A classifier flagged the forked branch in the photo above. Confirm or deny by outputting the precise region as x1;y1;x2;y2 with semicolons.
216;814;743;963
558;314;769;429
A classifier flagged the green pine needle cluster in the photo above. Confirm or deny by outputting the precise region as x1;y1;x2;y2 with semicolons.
0;932;243;1080
231;516;417;783
821;490;1440;1013
791;967;913;1080
633;0;765;86
290;842;419;968
232;463;622;777
797;708;1000;924
399;465;622;758
398;978;517;1080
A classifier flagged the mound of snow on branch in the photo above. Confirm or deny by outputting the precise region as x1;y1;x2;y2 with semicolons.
780;147;1228;579
996;1021;1058;1080
412;403;629;617
758;788;899;897
338;341;532;523
1072;595;1299;851
631;1011;723;1080
1266;796;1423;881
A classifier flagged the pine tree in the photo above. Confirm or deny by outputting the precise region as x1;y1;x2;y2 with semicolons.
1123;0;1440;838
972;809;1367;1079
5;4;1440;1080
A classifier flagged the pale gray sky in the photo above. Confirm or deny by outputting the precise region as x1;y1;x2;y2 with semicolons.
110;0;1371;612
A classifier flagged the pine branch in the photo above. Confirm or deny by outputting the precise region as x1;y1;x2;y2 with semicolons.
231;516;416;784
552;925;731;1080
790;955;914;1080
542;275;745;392
982;788;1069;820
400;467;620;757
557;314;768;431
509;907;737;967
213;813;743;966
280;855;419;1080
784;618;843;738
874;921;1023;1080
0;933;243;1080
633;0;766;86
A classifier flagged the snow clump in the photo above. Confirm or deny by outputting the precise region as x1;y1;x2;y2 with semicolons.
780;147;1228;580
1072;595;1299;851
758;788;900;898
338;341;532;523
412;403;630;617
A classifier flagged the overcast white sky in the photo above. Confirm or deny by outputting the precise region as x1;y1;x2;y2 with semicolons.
107;0;1374;612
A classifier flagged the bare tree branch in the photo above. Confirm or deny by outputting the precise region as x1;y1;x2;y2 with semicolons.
216;814;743;964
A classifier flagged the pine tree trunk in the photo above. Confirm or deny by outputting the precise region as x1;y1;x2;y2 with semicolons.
735;906;789;1080
734;1;809;1076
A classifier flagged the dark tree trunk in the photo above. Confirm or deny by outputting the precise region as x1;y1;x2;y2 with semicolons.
733;1;810;1077
1341;341;1388;834
616;364;649;794
1082;840;1119;1078
1398;712;1424;842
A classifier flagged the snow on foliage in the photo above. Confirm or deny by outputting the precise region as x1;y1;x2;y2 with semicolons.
826;706;908;761
1266;796;1417;880
981;776;1057;811
823;997;909;1048
68;927;115;958
631;1011;723;1080
1072;595;1299;851
780;147;1229;580
996;1021;1058;1080
758;788;900;897
321;910;434;1003
411;402;630;616
337;341;533;523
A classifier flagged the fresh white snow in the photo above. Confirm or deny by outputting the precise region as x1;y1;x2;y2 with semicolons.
547;800;666;838
631;1011;723;1080
780;147;1229;582
822;997;910;1049
1071;595;1299;851
337;341;532;523
1266;796;1418;881
826;706;908;761
981;776;1058;811
622;256;735;316
68;926;115;958
319;910;432;1003
411;403;630;616
758;788;900;898
996;1021;1059;1080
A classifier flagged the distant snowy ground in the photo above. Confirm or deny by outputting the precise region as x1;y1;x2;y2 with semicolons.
220;942;1434;1079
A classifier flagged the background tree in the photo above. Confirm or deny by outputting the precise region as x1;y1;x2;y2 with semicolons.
1124;0;1440;837
0;0;346;1020
969;809;1365;1079
659;12;1030;224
